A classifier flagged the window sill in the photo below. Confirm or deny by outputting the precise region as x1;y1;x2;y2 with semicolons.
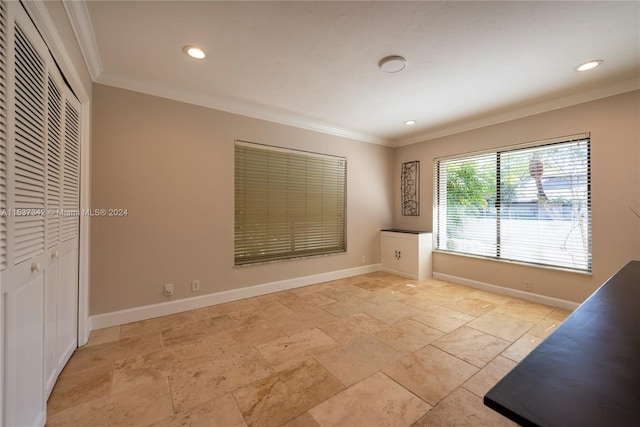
432;249;593;276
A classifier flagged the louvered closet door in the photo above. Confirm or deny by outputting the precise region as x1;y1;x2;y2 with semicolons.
0;2;7;426
53;96;80;388
43;74;62;395
2;16;48;427
0;0;6;273
43;72;80;398
1;1;81;425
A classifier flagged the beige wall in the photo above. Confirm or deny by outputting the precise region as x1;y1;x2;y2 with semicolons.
394;90;640;303
90;84;394;315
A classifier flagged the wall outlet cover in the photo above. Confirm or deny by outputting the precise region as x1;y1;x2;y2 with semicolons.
164;283;174;296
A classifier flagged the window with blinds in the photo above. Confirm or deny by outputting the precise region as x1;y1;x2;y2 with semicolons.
234;140;346;266
434;134;591;272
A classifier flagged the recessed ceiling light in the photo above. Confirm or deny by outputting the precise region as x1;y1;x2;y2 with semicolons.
404;120;417;126
576;60;603;72
183;46;206;60
379;55;407;73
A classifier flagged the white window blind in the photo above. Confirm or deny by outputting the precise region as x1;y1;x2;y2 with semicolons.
234;140;346;266
435;134;591;272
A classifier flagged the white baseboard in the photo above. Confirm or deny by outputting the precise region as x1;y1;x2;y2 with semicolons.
90;264;381;330
433;272;580;311
379;267;417;280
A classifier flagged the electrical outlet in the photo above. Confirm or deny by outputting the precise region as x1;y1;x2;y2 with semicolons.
164;283;174;297
524;281;533;292
191;280;200;292
361;255;366;264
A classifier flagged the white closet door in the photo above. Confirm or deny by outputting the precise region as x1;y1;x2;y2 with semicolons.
0;0;6;272
43;72;63;397
0;1;7;425
1;1;81;425
3;14;48;426
55;97;79;373
43;74;62;393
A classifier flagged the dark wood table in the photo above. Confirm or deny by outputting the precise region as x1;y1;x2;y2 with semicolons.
484;261;640;427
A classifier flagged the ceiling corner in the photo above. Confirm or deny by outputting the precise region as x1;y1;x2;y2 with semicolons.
63;0;103;80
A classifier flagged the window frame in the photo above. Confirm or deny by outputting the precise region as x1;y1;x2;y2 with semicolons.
434;133;592;273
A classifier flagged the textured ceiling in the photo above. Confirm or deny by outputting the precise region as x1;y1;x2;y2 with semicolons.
77;1;640;146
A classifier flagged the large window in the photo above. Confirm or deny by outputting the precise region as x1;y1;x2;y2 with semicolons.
234;140;346;266
434;134;591;272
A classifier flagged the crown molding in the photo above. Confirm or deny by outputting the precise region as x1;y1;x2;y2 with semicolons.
393;78;640;147
63;0;103;80
95;72;391;146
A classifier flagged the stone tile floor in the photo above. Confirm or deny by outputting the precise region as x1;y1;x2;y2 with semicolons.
46;272;571;426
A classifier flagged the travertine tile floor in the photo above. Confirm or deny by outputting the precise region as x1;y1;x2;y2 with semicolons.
46;272;571;426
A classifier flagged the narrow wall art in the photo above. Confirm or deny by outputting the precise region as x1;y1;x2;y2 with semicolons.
401;160;420;216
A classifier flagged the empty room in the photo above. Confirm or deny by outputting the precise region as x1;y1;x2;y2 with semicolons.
1;1;638;426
